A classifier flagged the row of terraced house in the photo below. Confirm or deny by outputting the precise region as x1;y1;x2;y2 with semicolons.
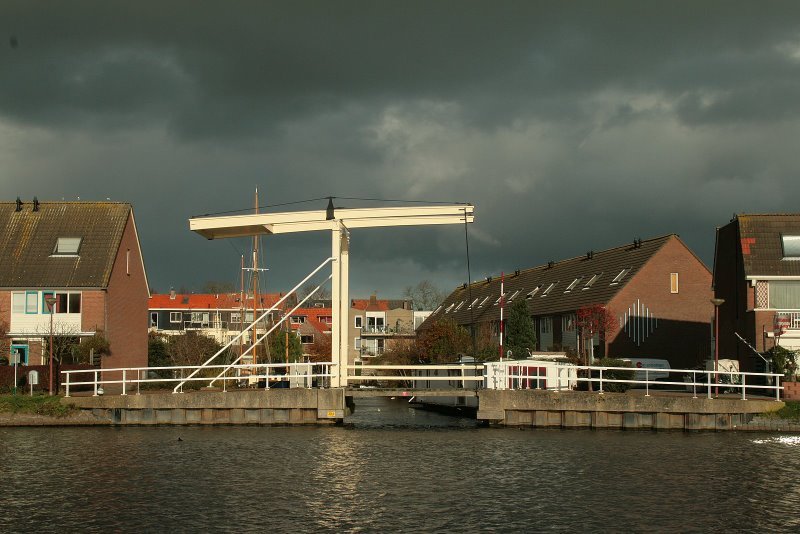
1;199;799;383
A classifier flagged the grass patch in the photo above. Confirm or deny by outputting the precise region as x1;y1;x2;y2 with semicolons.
0;394;78;418
775;400;800;421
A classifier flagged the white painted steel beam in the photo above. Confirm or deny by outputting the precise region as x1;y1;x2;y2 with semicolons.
188;203;474;387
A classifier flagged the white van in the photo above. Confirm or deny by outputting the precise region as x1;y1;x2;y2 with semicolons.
619;358;671;381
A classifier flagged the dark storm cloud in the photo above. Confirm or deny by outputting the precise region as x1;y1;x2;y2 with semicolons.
3;1;800;296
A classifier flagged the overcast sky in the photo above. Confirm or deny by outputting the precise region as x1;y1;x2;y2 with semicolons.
3;1;800;299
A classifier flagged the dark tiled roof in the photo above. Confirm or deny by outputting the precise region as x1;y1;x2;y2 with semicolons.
426;235;677;326
0;201;131;288
737;214;800;277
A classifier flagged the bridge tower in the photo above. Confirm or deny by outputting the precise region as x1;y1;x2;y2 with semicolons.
189;201;474;387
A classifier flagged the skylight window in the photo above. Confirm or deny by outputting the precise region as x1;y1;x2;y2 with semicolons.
444;303;455;313
611;268;631;285
782;235;800;259
478;296;490;307
526;285;542;299
467;298;480;309
507;290;521;301
541;282;557;296
454;301;465;311
53;237;82;255
565;277;583;292
583;273;601;289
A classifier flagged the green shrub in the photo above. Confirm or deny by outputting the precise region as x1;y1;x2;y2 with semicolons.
593;358;635;393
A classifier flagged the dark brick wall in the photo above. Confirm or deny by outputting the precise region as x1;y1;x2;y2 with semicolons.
104;212;149;372
607;236;713;369
81;290;106;333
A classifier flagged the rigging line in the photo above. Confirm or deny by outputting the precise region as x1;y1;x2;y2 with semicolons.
463;207;476;358
191;197;330;218
334;196;471;205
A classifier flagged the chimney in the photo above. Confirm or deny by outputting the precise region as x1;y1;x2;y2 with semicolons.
33;197;40;212
369;293;377;306
15;197;22;212
170;288;176;300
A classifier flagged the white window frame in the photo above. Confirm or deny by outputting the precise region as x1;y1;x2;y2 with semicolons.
290;315;306;324
565;278;582;292
12;292;25;314
53;237;82;256
611;268;631;285
670;272;679;294
584;273;601;289
354;316;363;328
354;337;362;350
170;312;182;323
782;235;800;259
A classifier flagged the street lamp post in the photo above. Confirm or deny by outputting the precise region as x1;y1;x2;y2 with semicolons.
45;295;57;395
710;298;725;397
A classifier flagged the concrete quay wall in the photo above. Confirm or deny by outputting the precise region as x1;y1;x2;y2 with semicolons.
477;390;784;431
62;389;347;426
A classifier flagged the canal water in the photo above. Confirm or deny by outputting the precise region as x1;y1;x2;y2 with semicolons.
1;397;799;532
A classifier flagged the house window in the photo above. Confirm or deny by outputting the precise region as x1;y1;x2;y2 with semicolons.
150;312;158;328
191;312;209;323
320;316;332;325
43;291;81;314
541;282;557;296
355;337;362;350
12;292;25;314
170;312;182;323
53;237;82;255
782;235;800;258
584;273;601;289
231;312;241;323
769;281;800;309
562;313;576;332
354;316;363;328
25;291;38;314
300;334;314;344
670;273;679;294
540;316;552;334
290;316;306;324
611;268;631;285
565;278;582;292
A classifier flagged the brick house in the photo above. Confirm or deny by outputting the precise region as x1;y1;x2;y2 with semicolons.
148;291;288;345
0;199;149;372
713;214;800;371
349;295;425;363
426;235;713;369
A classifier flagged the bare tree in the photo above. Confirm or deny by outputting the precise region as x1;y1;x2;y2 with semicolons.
298;283;331;301
402;280;445;311
201;280;236;294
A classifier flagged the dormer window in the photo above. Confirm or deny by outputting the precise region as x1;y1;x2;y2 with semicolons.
782;235;800;259
526;285;542;298
565;277;583;292
53;237;82;255
583;273;601;289
611;268;631;285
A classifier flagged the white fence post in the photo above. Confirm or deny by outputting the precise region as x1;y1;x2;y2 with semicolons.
93;370;98;397
65;372;70;398
121;369;127;396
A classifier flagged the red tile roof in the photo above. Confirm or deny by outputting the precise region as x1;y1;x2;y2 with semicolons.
288;307;333;335
149;292;286;310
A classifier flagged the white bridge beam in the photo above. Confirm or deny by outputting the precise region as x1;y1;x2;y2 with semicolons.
190;203;474;387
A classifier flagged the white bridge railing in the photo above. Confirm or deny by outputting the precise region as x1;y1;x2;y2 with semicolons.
498;365;783;401
62;363;784;401
62;362;334;397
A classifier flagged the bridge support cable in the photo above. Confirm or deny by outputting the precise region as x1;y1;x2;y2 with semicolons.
173;257;335;392
208;273;333;386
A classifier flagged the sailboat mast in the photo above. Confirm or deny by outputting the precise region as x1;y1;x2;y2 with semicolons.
252;188;259;366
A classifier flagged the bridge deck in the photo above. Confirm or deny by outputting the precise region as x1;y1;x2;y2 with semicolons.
345;388;479;398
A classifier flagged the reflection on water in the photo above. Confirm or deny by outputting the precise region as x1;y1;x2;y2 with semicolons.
1;397;799;532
